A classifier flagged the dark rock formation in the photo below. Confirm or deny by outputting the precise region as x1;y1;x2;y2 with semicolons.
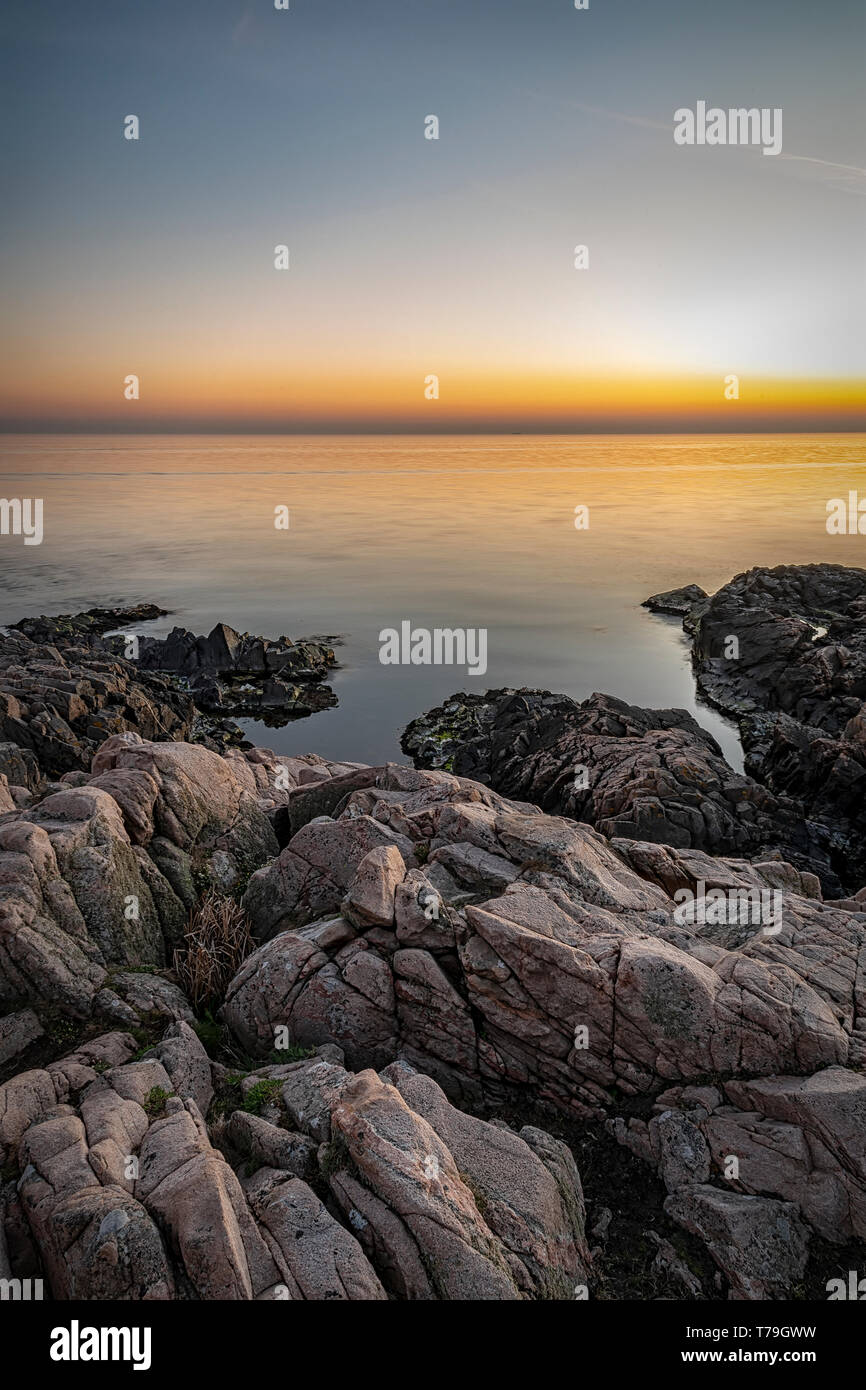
0;607;341;786
648;564;866;892
10;603;167;649
643;583;708;619
401;688;841;895
0;626;195;781
120;623;340;720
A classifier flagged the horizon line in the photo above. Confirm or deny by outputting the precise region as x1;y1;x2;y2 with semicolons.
3;425;866;438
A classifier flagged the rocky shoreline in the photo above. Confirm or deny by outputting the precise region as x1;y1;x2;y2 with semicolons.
0;568;864;1302
645;563;866;891
0;605;341;784
404;564;866;901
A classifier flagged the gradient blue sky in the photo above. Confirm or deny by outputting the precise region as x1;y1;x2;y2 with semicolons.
1;0;863;429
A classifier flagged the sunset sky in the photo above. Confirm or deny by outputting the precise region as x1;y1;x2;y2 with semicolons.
1;0;863;431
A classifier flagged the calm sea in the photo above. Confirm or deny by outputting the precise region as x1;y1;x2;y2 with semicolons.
2;433;865;772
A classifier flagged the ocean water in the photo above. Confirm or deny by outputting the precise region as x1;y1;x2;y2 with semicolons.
2;433;865;772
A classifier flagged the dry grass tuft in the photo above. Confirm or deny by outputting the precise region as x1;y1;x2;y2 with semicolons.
173;891;254;1012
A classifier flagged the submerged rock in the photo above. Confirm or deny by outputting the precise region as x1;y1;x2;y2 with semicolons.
10;604;168;648
642;583;708;618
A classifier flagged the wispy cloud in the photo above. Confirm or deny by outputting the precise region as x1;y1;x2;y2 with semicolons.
777;153;866;196
556;100;672;133
520;88;672;132
524;87;866;196
231;1;257;46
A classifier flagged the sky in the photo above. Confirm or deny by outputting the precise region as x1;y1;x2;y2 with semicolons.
0;0;864;431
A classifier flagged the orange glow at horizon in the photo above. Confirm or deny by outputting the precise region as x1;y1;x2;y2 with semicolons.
2;365;864;429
